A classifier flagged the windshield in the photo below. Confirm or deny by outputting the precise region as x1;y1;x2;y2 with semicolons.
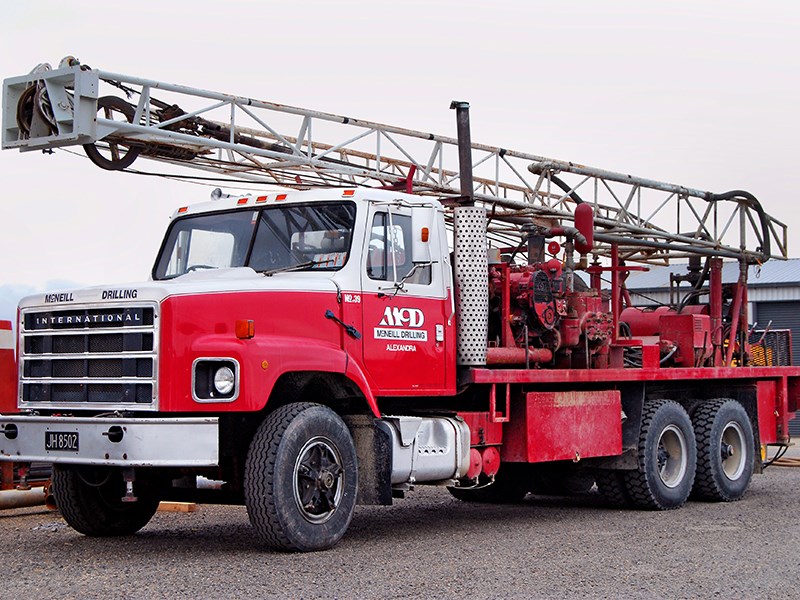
153;202;356;280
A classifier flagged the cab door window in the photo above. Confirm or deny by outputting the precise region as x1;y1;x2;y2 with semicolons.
366;212;430;285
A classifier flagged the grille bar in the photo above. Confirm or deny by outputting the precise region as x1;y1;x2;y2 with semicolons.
22;378;154;384
21;352;155;359
20;303;159;410
22;325;155;334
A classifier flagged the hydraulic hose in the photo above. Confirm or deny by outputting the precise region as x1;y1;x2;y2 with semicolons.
705;190;771;261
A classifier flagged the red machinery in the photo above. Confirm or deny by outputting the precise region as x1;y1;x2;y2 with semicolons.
0;60;796;551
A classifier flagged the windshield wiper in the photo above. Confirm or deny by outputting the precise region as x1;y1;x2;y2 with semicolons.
260;261;320;277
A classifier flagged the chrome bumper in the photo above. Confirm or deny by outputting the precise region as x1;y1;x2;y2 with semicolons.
0;415;219;467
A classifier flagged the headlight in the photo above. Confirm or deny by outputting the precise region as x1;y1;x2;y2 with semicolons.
193;358;239;402
213;366;235;395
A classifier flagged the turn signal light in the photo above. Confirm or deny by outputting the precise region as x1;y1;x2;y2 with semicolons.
235;319;255;339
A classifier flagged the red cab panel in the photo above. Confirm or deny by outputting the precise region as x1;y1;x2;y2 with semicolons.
0;320;16;414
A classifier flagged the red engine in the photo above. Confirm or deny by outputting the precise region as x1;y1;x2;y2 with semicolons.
488;260;613;368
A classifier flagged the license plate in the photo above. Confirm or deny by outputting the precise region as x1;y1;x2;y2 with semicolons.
45;431;79;452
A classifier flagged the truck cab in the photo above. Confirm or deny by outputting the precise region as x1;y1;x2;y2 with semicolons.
1;188;471;551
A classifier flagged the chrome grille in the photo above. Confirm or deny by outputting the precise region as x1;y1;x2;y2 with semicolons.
20;304;158;410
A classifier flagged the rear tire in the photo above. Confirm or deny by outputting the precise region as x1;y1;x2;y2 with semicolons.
244;403;358;552
51;465;159;536
595;470;631;507
624;400;696;510
528;464;595;496
691;399;754;501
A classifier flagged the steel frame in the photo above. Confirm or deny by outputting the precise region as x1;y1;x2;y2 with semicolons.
2;62;788;264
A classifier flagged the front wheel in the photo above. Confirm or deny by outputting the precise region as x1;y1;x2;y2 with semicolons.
692;399;754;501
51;465;160;536
624;400;696;510
244;403;358;552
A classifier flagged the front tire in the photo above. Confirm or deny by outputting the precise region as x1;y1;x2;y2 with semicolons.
691;399;754;501
51;465;159;536
624;400;696;510
244;403;358;552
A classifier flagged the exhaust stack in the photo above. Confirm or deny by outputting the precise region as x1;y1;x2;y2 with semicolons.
450;102;488;366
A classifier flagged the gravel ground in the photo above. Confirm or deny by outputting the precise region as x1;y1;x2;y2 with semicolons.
3;454;799;600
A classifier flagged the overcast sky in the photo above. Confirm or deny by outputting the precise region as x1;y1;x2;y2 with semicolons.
1;1;798;319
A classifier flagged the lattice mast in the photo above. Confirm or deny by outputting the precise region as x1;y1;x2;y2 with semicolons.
2;58;788;265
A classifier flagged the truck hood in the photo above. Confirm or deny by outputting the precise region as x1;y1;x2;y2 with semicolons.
17;267;340;310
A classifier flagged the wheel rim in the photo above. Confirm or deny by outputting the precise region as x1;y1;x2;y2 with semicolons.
656;424;688;488
292;436;345;524
720;420;747;480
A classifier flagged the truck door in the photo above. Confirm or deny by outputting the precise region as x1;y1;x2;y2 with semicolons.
360;203;450;393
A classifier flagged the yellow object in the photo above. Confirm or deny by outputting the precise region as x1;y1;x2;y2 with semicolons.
157;502;197;513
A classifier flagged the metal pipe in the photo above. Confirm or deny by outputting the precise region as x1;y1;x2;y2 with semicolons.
611;244;620;343
486;347;553;365
450;101;474;205
592;233;746;260
530;159;710;199
709;258;723;366
0;486;47;510
725;271;745;366
739;260;749;365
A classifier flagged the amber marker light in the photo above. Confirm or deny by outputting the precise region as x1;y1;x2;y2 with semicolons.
235;319;255;339
421;227;429;242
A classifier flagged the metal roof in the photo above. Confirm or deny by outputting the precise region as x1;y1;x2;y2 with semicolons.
623;258;800;291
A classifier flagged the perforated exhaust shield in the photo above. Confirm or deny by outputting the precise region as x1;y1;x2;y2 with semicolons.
453;206;489;366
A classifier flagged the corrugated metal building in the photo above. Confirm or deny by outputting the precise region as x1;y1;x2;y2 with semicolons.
624;258;800;436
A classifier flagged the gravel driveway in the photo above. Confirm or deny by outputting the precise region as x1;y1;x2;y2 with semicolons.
3;458;799;599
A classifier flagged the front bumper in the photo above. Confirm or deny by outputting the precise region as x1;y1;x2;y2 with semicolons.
0;416;219;467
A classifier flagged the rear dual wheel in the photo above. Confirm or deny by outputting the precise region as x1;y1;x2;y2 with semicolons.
624;400;696;510
692;399;754;502
623;398;754;509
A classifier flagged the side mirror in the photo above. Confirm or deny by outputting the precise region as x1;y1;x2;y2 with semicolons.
411;205;436;263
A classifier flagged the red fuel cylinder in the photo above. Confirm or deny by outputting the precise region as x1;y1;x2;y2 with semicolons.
574;203;594;254
481;447;501;478
466;448;483;480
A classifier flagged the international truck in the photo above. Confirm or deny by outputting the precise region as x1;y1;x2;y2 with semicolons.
0;58;796;551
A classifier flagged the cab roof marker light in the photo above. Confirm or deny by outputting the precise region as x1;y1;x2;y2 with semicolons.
177;207;189;213
256;196;268;203
237;198;249;205
343;189;356;197
276;194;287;201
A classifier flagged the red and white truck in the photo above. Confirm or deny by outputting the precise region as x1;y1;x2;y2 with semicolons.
0;59;796;551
